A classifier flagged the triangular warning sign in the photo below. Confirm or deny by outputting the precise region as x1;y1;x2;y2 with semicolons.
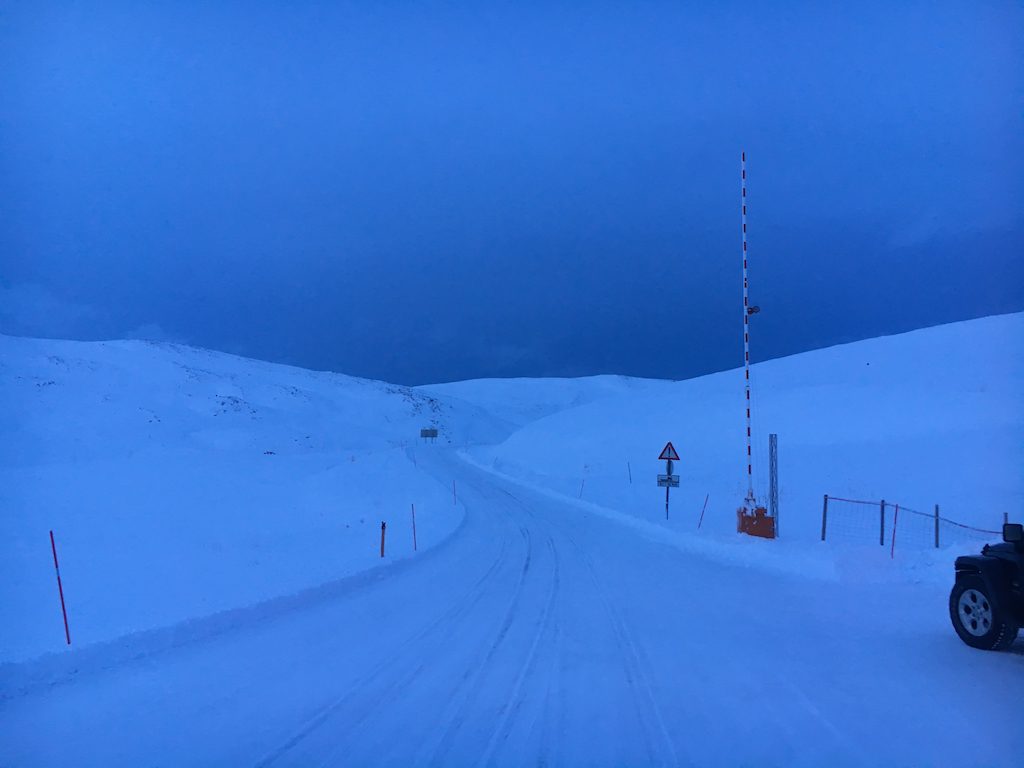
658;441;680;461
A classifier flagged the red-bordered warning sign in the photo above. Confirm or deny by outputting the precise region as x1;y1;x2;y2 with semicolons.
658;441;680;461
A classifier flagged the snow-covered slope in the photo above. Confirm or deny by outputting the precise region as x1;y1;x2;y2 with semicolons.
465;313;1023;548
3;313;1021;666
0;336;492;663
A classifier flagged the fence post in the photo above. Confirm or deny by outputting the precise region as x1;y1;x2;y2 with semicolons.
879;500;886;546
821;495;829;541
934;504;940;549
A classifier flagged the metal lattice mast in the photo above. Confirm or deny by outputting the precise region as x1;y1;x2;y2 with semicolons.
768;433;778;530
741;151;755;504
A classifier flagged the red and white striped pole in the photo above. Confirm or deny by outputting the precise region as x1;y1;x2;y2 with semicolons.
741;151;755;505
49;530;71;645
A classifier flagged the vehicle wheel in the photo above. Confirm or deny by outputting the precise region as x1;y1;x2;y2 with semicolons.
949;576;1019;651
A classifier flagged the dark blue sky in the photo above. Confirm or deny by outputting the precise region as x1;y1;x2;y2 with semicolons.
2;1;1021;384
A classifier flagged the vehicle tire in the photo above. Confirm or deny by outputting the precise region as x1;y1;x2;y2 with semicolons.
949;575;1019;651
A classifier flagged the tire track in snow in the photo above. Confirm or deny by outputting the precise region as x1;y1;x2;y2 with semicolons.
565;528;682;767
478;535;561;767
499;485;684;767
254;533;513;768
309;512;535;768
419;523;536;765
534;622;566;768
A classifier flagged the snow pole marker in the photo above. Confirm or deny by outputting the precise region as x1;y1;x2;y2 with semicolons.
890;505;899;559
452;480;457;505
697;494;710;529
627;461;632;484
380;521;386;558
411;504;418;552
49;530;71;645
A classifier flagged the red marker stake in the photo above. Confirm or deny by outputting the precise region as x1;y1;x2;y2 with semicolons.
411;504;418;552
49;530;71;645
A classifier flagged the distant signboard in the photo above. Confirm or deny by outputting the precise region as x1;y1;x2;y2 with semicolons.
420;428;439;439
657;474;680;488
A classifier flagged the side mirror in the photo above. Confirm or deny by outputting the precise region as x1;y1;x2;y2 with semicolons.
1003;523;1023;543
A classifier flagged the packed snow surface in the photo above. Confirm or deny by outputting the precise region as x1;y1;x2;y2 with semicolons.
1;314;1022;766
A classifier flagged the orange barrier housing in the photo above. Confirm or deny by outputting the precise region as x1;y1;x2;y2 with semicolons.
737;506;777;539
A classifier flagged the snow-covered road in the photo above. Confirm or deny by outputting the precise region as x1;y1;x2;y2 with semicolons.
1;451;1020;767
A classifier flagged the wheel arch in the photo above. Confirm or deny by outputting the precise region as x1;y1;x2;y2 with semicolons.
955;557;1019;617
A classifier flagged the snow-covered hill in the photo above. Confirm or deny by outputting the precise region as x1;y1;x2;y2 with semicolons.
459;313;1024;547
3;313;1021;667
2;315;1023;767
0;336;490;662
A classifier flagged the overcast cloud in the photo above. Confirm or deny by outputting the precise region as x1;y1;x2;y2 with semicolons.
2;1;1021;383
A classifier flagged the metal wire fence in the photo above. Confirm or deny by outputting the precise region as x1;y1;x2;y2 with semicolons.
820;495;1005;555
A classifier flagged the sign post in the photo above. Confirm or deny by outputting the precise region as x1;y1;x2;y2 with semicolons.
657;442;681;519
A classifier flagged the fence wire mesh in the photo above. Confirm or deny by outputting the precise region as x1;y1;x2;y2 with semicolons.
822;495;1002;552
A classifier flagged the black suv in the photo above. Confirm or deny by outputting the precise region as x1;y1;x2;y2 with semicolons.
950;522;1024;651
